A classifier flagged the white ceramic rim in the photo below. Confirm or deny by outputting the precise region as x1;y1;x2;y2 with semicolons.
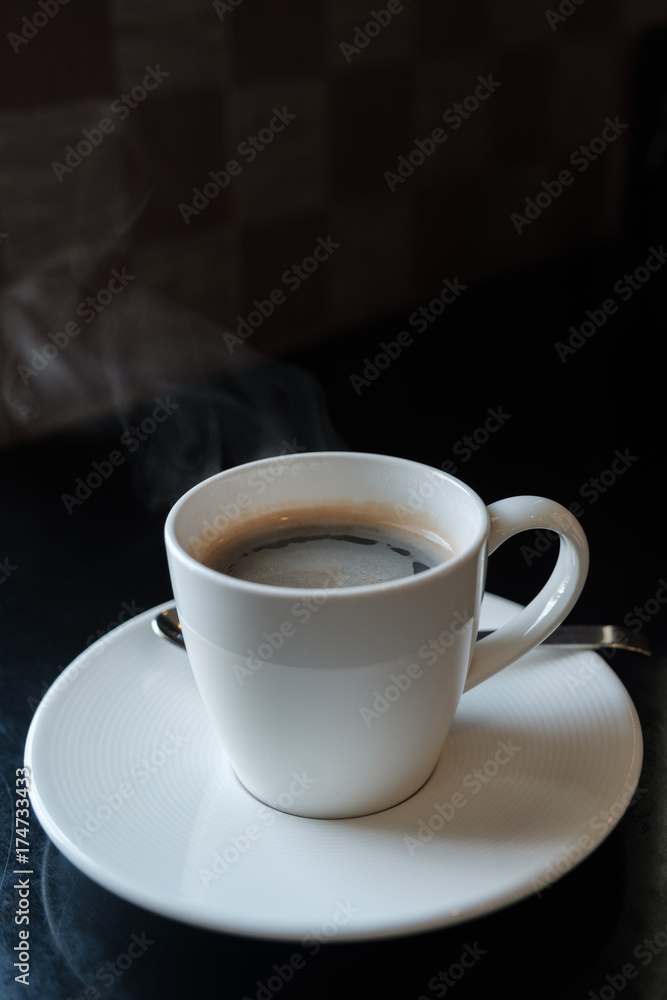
164;451;489;600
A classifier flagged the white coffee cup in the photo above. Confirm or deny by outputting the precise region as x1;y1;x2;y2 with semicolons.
165;451;588;819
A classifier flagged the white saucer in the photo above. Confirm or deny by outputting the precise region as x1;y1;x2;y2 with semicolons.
25;596;643;941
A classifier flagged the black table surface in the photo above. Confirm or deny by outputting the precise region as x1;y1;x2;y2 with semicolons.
1;247;665;1000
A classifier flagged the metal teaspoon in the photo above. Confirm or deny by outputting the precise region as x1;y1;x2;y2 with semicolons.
152;607;651;656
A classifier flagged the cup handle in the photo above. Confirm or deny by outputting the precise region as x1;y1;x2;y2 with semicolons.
464;496;589;692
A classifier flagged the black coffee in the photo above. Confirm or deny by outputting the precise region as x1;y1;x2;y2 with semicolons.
197;509;454;588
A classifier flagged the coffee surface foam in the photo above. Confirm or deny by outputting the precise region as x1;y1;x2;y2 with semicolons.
196;506;454;588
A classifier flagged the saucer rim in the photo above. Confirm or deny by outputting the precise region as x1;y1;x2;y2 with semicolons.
25;598;644;941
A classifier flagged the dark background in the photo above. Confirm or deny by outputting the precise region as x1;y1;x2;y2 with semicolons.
0;1;665;998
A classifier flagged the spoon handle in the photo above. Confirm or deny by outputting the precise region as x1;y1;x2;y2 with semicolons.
477;624;651;656
154;607;651;656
